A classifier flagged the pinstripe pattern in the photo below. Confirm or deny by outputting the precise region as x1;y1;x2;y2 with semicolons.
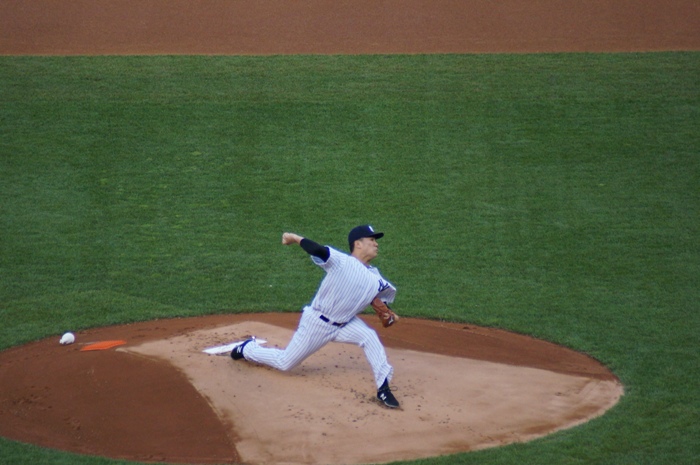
244;307;393;388
243;247;396;389
311;247;395;322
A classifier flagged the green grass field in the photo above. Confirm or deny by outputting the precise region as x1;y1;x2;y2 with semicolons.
1;53;698;465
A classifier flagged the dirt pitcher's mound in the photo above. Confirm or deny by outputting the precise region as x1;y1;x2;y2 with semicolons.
0;313;622;464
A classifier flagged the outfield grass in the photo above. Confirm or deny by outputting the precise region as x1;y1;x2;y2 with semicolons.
1;53;698;465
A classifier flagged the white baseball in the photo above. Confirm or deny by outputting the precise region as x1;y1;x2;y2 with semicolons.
60;332;75;345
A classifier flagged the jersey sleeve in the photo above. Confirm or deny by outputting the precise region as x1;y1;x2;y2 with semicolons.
368;267;397;304
376;281;396;304
311;246;344;268
300;238;330;262
369;267;396;304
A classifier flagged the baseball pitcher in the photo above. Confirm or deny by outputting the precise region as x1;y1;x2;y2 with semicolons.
230;225;400;409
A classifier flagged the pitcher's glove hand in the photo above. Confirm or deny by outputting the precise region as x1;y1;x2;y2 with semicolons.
371;297;399;328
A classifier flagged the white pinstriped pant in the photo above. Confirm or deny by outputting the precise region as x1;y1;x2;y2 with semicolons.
243;306;393;389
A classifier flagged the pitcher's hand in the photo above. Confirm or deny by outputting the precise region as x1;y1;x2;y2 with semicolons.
282;232;303;245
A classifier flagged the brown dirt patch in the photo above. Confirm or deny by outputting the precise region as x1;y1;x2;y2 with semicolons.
0;313;622;464
1;0;699;55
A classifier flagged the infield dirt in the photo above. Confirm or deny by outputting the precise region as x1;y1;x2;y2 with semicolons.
0;313;622;464
1;0;699;55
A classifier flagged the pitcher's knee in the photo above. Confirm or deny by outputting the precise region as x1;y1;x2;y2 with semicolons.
363;331;381;348
277;355;303;371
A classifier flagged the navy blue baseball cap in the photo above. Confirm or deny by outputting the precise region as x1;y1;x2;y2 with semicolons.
348;225;384;249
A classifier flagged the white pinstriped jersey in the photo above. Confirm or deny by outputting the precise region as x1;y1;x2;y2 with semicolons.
310;247;396;323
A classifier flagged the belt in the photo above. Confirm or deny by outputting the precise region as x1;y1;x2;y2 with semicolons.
319;315;347;328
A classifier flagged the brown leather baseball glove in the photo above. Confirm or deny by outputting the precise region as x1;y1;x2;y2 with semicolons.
371;297;399;328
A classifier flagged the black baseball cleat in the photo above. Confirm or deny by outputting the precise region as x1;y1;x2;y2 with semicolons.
230;339;253;360
377;378;400;409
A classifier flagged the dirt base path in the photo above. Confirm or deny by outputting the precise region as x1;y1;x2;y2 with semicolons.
0;313;622;464
1;0;699;55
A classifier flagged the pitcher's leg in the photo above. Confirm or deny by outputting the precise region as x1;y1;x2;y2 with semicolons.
244;308;333;371
335;317;393;389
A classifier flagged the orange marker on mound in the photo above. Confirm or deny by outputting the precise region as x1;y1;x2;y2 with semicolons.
80;340;127;351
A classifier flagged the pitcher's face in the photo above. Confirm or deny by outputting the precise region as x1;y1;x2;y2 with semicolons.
354;236;379;263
